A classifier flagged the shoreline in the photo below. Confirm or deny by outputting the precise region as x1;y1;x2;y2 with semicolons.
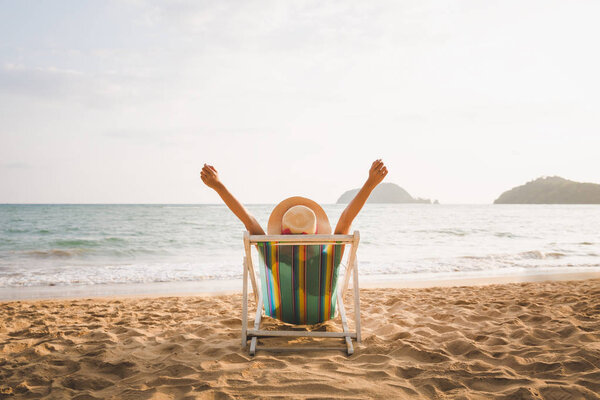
2;269;600;302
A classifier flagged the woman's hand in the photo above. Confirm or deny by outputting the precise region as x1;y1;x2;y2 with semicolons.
200;164;222;190
366;159;388;188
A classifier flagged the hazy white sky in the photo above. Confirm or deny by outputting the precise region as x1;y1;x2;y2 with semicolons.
1;0;599;204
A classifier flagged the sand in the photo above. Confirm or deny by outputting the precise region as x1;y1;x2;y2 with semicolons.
1;279;600;399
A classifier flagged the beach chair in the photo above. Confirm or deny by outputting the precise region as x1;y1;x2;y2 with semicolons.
242;231;361;355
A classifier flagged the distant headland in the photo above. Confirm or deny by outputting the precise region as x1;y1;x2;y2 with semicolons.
337;182;436;204
494;176;600;204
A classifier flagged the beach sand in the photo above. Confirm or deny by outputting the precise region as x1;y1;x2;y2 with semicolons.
1;279;600;399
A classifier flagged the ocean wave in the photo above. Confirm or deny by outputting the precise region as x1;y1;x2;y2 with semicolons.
518;251;565;259
104;237;127;243
494;232;517;238
161;206;207;209
13;245;172;259
5;228;29;233
47;237;129;248
0;268;242;288
25;249;90;258
460;250;567;261
415;229;522;238
2;258;600;288
545;252;567;258
53;239;102;247
416;229;469;236
518;250;544;259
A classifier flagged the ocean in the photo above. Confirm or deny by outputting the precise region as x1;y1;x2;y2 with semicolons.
1;204;599;294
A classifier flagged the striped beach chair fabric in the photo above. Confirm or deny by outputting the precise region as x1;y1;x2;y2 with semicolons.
242;232;362;355
257;243;342;325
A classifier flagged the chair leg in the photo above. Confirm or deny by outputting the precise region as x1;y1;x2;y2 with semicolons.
337;291;354;356
353;258;362;343
249;288;263;356
242;257;248;348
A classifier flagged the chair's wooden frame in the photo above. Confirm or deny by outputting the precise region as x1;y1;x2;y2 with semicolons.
242;231;362;356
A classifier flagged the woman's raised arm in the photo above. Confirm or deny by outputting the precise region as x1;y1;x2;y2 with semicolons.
334;159;388;234
200;164;265;235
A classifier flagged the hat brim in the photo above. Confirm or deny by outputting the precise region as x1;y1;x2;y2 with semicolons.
268;196;332;235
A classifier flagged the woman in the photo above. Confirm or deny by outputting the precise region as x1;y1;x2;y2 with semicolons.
200;159;388;235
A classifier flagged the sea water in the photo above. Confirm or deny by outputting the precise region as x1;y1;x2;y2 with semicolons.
1;204;599;290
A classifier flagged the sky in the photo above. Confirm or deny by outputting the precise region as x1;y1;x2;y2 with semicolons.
1;0;599;204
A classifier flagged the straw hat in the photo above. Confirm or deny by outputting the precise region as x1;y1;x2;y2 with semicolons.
267;196;332;235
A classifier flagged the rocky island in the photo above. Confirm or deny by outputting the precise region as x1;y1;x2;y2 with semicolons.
494;176;600;204
337;182;433;204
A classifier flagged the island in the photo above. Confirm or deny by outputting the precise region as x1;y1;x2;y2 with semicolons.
494;176;600;204
337;182;433;204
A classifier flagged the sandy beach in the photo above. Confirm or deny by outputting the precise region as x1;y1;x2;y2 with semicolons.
1;279;600;399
